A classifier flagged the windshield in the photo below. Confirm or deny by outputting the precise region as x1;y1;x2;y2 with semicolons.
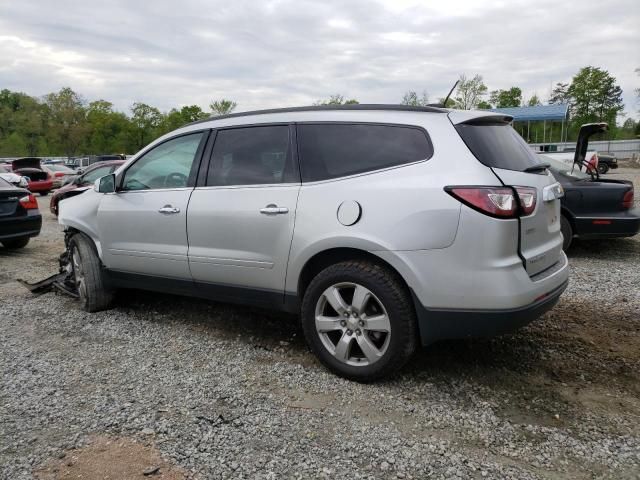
539;155;590;179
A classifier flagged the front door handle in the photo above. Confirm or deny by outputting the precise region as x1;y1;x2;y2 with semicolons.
158;205;180;214
260;204;289;215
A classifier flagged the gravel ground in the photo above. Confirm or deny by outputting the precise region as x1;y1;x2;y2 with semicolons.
1;169;639;479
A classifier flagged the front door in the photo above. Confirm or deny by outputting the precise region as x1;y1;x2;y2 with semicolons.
97;131;206;279
187;125;300;298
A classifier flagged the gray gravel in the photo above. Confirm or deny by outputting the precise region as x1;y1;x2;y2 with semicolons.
1;169;640;479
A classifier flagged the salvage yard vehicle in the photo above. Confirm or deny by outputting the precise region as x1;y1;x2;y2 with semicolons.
42;164;76;189
0;164;29;189
0;177;42;249
11;157;54;196
50;160;125;216
540;123;639;250
48;105;568;381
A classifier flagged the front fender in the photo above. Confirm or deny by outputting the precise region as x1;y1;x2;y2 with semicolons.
58;189;104;259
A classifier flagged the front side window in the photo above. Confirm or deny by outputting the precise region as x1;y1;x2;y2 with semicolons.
122;132;204;191
206;126;296;186
297;123;433;182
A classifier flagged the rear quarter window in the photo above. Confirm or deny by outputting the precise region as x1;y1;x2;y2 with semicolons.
455;122;541;172
297;123;433;182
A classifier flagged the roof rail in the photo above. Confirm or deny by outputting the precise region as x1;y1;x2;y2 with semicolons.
188;103;448;126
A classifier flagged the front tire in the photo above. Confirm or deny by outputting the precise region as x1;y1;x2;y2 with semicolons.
597;163;609;175
560;215;573;251
69;234;114;312
301;260;417;382
2;237;30;249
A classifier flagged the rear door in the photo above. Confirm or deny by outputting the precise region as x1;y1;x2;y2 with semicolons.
453;116;563;276
187;125;300;297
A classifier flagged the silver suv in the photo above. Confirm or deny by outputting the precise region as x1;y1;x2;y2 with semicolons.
59;105;568;381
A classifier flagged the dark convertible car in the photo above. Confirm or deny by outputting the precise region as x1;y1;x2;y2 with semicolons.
541;123;639;250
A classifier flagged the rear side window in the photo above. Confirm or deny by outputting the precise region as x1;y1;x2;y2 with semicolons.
455;122;541;171
297;124;433;182
207;126;297;186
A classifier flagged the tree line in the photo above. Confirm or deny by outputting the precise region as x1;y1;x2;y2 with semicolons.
0;89;238;158
1;65;637;157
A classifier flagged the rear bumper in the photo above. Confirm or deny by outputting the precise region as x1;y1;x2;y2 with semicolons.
574;208;640;239
0;214;42;241
413;279;568;345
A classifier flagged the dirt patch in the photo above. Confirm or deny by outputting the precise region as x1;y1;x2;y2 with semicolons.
35;435;188;480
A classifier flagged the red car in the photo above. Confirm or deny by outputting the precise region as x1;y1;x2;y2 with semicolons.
12;157;54;196
50;160;125;216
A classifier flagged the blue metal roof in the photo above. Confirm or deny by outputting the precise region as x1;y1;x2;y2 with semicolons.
488;104;568;122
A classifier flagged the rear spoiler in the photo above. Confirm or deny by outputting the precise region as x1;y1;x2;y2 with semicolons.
574;123;607;170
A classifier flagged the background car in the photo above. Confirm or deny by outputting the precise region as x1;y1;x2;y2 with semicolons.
0;164;29;189
545;156;638;250
50;160;125;216
42;164;77;188
0;177;42;249
11;157;54;196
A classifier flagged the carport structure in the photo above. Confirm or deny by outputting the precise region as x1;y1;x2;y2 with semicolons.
489;104;569;145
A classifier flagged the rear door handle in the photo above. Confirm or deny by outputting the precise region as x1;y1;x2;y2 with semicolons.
158;205;180;214
260;204;289;215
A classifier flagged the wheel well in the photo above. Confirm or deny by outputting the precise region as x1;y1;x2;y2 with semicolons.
560;208;575;231
297;248;410;299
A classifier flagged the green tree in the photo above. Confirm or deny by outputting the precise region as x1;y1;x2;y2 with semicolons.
454;74;487;110
85;100;132;154
314;94;359;105
476;100;492;109
209;99;237;115
0;89;46;156
160;105;208;133
489;87;522;108
400;90;429;106
567;66;624;128
43;87;88;158
130;102;162;150
548;82;570;105
527;94;542;106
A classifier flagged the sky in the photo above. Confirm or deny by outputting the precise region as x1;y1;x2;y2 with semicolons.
0;0;638;118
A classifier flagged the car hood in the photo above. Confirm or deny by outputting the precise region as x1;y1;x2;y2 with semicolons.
12;157;42;170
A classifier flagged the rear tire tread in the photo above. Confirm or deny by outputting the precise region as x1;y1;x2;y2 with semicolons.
301;260;417;382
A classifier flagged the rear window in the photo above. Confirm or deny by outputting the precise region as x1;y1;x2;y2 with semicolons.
455;122;542;171
297;123;433;182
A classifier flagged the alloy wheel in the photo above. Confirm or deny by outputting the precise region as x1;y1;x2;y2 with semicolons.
314;282;391;366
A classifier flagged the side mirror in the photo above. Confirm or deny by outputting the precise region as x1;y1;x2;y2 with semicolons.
95;173;116;193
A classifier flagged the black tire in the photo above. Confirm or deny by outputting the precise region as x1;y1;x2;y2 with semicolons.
1;237;30;249
69;234;114;312
301;260;417;382
40;191;50;196
560;215;573;251
597;163;609;175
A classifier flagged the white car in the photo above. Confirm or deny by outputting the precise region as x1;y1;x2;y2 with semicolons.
0;165;29;189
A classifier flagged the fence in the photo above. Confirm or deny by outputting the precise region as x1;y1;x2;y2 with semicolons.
528;139;640;159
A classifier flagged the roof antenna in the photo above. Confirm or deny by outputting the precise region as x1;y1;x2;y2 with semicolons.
428;80;459;108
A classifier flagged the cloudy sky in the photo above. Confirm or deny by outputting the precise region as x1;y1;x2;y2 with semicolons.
1;0;638;117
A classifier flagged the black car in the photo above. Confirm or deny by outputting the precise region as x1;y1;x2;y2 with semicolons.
541;124;639;250
562;147;618;174
0;177;42;249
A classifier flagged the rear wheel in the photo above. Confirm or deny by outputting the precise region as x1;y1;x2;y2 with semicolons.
560;215;573;251
69;234;114;312
301;260;417;382
597;163;609;175
1;237;30;249
40;191;50;196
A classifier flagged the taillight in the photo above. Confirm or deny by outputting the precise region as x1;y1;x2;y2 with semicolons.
446;186;537;218
19;194;39;210
622;189;634;210
55;172;65;177
515;187;537;215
